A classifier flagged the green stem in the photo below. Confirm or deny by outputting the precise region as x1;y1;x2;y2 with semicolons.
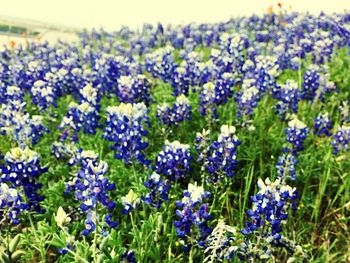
93;205;99;263
28;213;46;263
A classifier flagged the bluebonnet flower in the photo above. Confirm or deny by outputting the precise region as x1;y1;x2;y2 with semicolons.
174;182;212;251
117;75;152;105
65;102;100;135
193;60;217;87
234;80;259;122
58;243;73;255
79;83;100;108
52;113;82;165
31;80;56;111
1;147;47;214
276;154;298;181
331;125;350;154
318;73;337;100
121;249;136;262
65;160;117;235
156;95;191;127
171;66;191;96
241;177;298;247
156;103;172;126
204;30;215;47
203;125;241;183
52;141;81;166
301;65;320;101
103;103;150;165
204;219;238;263
30;115;50;145
121;189;141;214
58;114;79;142
3;85;24;103
273;80;299;119
313;37;334;64
92;54;130;95
79;150;99;168
145;46;175;82
180;51;202;86
214;73;235;105
56;84;101;136
313;112;332;136
0;182;26;224
25;60;47;87
0;99;49;147
195;128;211;155
142;172;171;208
155;140;192;181
199;76;235;119
131;74;152;105
199;82;216;117
285;118;309;155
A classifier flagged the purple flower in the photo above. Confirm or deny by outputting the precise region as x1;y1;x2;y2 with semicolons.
156;95;191;127
103;103;150;165
331;125;350;154
155;140;192;181
314;112;332;137
174;183;212;250
1;147;47;214
241;178;298;243
142;172;170;208
285;118;309;155
65;160;117;235
202;125;241;183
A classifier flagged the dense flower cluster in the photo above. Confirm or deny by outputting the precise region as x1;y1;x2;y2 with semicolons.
199;74;235;118
31;80;56;111
171;66;191;96
174;182;212;251
234;79;259;122
275;153;298;181
103;103;150;165
331;125;350;154
155;140;192;181
0;182;26;224
285;118;309;155
79;83;101;108
301;65;320;101
65;160;117;235
0;86;49;147
145;46;175;82
156;95;191;126
117;74;152;104
199;82;216;117
202;125;240;183
273;80;300;119
142;172;171;208
313;112;332;136
0;147;47;216
241;178;298;260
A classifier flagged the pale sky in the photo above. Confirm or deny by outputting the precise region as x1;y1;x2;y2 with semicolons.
0;0;349;30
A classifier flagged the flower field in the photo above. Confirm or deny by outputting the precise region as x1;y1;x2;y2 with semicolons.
0;11;349;263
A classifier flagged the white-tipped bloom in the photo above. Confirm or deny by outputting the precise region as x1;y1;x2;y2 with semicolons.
55;207;71;228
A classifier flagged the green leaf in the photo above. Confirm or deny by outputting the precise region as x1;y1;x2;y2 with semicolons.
9;234;21;253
